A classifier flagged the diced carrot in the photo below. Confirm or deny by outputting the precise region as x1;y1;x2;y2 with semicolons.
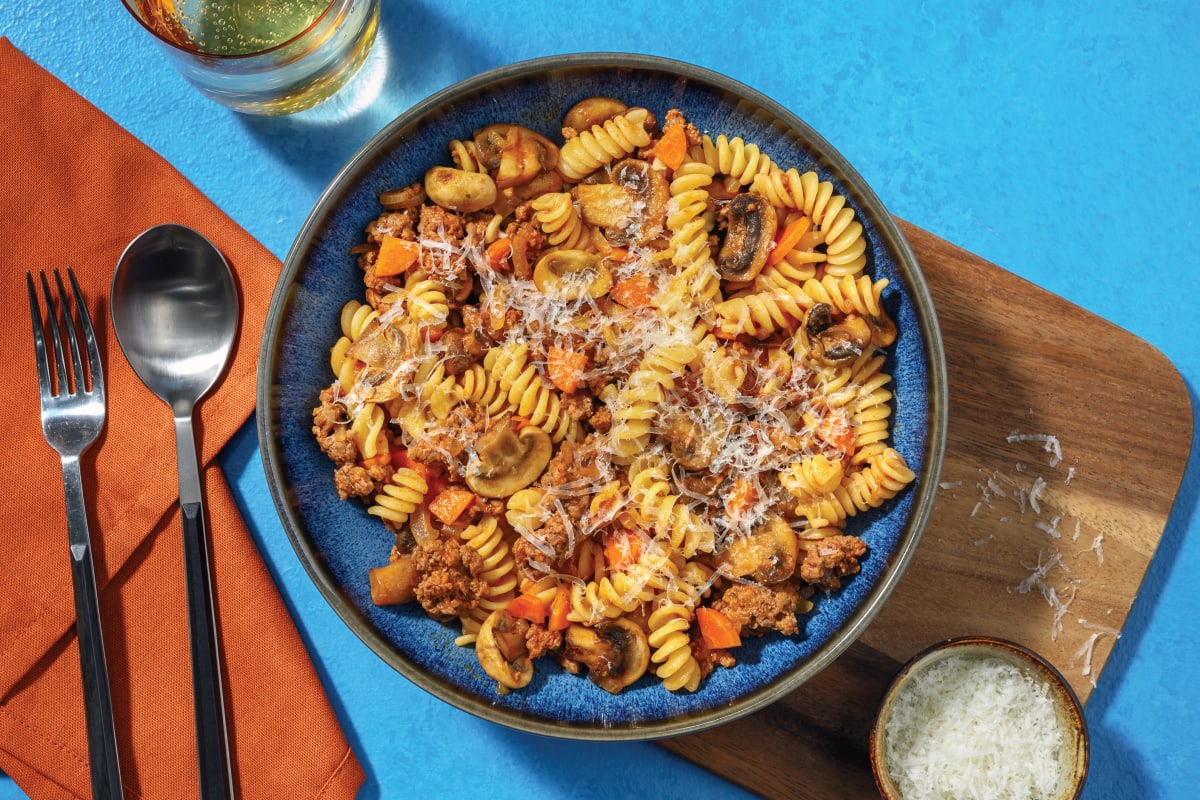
368;557;418;606
724;478;760;523
767;216;812;266
651;122;688;171
696;606;742;649
506;592;548;625
547;346;589;394
361;452;389;469
375;235;421;277
610;274;656;309
817;407;856;460
428;486;475;525
485;238;513;271
389;449;430;481
548;585;571;631
605;246;631;263
604;529;643;572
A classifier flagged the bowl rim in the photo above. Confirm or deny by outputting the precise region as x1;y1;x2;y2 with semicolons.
869;635;1090;799
257;51;949;740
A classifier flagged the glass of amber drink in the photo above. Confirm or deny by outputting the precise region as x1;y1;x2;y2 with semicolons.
121;0;380;115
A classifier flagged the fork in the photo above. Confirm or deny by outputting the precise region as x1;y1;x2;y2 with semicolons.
27;268;125;800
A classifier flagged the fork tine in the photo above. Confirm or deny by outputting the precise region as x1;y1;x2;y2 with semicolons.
26;271;53;401
53;269;87;395
39;271;69;396
66;267;104;398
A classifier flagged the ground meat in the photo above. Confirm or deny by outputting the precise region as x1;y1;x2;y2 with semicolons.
333;463;374;500
587;404;612;434
799;535;867;591
417;204;470;289
365;210;417;243
406;403;487;470
525;624;563;660
691;636;738;681
561;392;594;422
412;538;486;620
312;388;357;466
713;583;802;637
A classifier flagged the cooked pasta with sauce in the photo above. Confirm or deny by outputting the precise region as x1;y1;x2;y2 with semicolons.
310;98;916;694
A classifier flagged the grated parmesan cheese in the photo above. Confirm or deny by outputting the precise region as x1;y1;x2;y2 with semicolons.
883;653;1067;799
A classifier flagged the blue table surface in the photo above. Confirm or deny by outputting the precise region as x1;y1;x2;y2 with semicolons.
4;2;1198;798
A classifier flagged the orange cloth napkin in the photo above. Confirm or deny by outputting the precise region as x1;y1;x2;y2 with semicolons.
0;39;364;799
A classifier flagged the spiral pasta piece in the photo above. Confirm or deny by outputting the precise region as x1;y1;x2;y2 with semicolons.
456;515;518;645
485;343;577;441
647;602;701;692
795;448;915;525
558;107;652;181
404;271;450;327
628;464;715;557
349;402;388;462
802;274;888;318
367;467;428;526
608;344;698;459
698;135;777;185
750;168;867;273
531;192;592;251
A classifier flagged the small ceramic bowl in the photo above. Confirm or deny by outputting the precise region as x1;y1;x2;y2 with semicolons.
870;636;1089;799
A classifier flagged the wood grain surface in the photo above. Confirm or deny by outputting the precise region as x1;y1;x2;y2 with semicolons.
659;221;1194;799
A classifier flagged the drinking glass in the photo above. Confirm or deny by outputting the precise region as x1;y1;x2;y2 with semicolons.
121;0;381;115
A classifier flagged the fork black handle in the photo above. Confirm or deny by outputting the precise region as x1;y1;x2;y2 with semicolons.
62;455;125;800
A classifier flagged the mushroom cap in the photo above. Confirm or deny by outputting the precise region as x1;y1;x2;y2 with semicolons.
563;618;650;694
465;419;553;498
717;192;777;282
476;609;534;690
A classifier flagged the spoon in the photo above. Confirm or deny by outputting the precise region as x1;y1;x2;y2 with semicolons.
111;223;238;800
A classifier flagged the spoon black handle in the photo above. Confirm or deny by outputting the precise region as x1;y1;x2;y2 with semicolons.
176;418;236;800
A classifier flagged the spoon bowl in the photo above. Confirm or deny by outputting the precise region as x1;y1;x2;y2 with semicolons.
110;224;238;414
111;222;240;799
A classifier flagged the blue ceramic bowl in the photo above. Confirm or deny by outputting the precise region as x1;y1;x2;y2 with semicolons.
258;53;947;739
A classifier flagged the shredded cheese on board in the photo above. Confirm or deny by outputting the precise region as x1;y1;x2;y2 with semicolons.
883;653;1068;799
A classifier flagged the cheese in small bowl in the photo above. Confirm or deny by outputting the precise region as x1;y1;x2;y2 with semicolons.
870;636;1088;800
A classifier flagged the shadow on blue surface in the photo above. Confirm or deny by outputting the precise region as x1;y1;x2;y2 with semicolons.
231;3;497;199
1080;376;1197;799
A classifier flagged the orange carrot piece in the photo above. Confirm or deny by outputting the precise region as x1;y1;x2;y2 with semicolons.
428;486;475;525
485;238;513;271
603;529;643;572
767;216;812;266
696;606;742;649
375;235;421;277
361;452;389;469
610;274;656;309
723;478;760;523
547;346;589;394
652;122;688;171
506;592;548;625
548;585;571;631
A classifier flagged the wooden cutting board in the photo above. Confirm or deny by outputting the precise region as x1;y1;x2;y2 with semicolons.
659;220;1194;798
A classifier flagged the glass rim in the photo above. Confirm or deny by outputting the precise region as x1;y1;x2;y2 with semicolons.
119;0;342;60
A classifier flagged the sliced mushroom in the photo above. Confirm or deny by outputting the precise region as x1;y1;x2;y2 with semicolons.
716;513;799;584
661;411;729;472
476;609;534;690
574;182;638;231
424;166;497;213
473;123;560;190
563;96;628;132
465;418;553;498
343;319;416;402
716;192;777;281
532;249;614;301
609;158;669;244
866;308;898;348
806;309;873;367
378;182;426;210
563;619;650;694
